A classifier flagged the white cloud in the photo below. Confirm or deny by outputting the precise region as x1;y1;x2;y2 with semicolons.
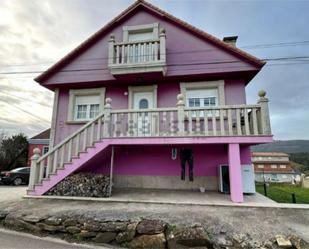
0;0;308;140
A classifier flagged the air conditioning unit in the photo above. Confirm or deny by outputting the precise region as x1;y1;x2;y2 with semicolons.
218;164;256;194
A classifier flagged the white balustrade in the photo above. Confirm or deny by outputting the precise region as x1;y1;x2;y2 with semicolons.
108;29;167;75
29;91;271;193
112;40;161;65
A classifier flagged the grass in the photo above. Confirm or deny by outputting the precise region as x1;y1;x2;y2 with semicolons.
256;183;309;204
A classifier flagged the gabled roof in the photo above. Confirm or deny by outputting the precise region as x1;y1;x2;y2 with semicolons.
35;0;265;84
31;128;50;139
252;152;289;157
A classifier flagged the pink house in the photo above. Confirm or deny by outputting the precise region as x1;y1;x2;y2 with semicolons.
27;0;273;203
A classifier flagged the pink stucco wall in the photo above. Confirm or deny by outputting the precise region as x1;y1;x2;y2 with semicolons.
79;144;252;177
42;9;258;86
53;79;246;144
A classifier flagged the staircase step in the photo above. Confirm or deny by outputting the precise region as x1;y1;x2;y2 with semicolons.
30;139;110;196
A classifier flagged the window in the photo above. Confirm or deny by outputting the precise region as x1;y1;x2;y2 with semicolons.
123;23;159;42
280;165;287;169
43;146;49;155
187;97;216;108
12;168;29;173
186;88;218;108
128;30;154;42
258;165;264;169
89;104;100;118
67;88;105;122
271;164;277;169
180;81;225;110
139;99;149;109
74;95;100;121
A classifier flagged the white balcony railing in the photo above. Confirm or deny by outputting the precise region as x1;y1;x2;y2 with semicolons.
108;29;167;75
28;91;271;192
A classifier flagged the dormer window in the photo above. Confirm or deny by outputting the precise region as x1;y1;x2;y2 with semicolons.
123;23;159;42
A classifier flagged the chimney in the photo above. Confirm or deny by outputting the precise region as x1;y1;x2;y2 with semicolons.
223;36;238;46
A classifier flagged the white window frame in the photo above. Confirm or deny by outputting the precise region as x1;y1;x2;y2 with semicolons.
67;88;105;123
271;164;277;169
180;80;225;107
128;85;157;109
280;165;287;169
42;146;49;155
258;165;264;169
123;23;159;42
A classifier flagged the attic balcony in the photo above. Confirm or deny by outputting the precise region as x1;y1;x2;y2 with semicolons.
107;29;167;76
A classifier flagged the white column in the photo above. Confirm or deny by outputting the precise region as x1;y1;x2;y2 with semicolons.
49;88;59;148
159;28;166;62
103;98;112;137
108;34;115;66
176;93;185;136
28;148;41;191
257;90;271;135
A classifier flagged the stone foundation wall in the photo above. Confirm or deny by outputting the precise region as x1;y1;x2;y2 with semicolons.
45;173;110;197
0;211;307;249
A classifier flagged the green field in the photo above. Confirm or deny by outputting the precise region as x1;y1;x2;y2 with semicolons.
256;183;309;204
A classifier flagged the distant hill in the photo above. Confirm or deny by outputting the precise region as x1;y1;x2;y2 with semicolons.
251;140;309;153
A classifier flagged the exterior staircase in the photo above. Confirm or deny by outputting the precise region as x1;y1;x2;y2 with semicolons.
27;99;113;196
27;93;272;196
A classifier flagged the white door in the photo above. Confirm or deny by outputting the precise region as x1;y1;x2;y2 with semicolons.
133;92;153;136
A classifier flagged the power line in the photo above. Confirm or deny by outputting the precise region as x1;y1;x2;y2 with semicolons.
1;55;309;76
1;39;309;69
0;99;51;123
0;90;52;109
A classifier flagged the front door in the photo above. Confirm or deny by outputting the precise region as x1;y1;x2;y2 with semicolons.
133;92;154;136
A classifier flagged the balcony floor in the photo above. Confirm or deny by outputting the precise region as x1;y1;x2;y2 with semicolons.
104;135;273;146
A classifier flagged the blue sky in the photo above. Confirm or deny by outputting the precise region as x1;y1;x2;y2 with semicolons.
0;0;308;139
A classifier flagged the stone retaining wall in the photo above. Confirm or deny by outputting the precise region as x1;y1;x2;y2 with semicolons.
45;173;110;197
0;210;307;249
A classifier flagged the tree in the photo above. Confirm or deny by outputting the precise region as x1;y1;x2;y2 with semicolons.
0;133;28;171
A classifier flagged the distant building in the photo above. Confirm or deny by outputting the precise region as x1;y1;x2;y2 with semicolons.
252;152;299;183
27;129;50;166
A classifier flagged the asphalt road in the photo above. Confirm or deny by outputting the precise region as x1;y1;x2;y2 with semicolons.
0;228;117;249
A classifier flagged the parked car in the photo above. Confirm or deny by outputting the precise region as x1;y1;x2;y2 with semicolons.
0;167;30;186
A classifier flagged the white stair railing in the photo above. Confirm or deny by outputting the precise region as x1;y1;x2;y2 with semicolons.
28;98;112;191
28;91;271;192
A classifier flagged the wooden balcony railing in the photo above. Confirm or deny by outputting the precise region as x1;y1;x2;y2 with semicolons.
108;29;167;75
